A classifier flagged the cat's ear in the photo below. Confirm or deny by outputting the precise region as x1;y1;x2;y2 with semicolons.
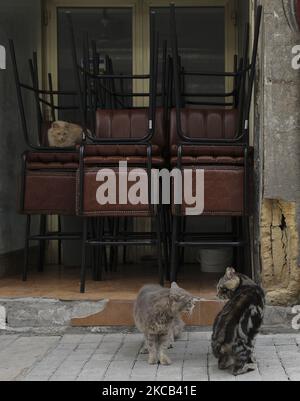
52;121;65;129
170;282;180;299
224;267;240;290
52;121;60;129
171;282;179;290
225;267;236;279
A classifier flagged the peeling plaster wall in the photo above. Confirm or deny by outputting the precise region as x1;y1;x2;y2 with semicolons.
258;0;300;305
261;200;300;305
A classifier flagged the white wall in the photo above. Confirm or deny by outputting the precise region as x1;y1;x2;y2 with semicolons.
0;0;42;255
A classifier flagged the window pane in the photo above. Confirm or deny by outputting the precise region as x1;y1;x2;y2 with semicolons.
57;7;133;121
152;7;225;105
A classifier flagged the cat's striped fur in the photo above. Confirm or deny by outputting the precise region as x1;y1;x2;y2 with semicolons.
212;268;265;376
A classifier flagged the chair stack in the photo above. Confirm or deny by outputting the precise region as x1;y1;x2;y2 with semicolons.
11;5;263;293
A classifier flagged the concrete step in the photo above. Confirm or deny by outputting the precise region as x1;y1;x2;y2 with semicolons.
0;297;296;334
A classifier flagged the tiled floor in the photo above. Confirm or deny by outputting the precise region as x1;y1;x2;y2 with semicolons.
0;264;220;301
0;332;299;381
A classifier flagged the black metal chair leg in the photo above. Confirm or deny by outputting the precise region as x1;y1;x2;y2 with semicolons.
123;217;128;265
113;218;120;272
58;216;62;266
108;218;115;272
96;217;105;281
23;215;31;282
232;217;238;267
162;207;170;280
237;217;243;271
80;218;88;293
170;215;180;283
243;216;252;277
91;218;98;281
179;217;186;268
155;209;165;287
38;215;46;272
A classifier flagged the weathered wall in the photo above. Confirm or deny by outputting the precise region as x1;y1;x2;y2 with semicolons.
0;1;41;270
258;0;300;305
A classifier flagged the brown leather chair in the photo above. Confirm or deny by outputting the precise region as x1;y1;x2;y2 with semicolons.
169;108;252;216
169;107;254;282
76;108;167;293
68;11;168;293
10;40;82;281
169;4;262;282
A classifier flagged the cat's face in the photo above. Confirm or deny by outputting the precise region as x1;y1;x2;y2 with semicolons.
217;267;241;300
51;122;71;144
169;283;200;314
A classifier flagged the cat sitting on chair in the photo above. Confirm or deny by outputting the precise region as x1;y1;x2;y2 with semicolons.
48;121;84;148
134;283;199;366
212;267;265;376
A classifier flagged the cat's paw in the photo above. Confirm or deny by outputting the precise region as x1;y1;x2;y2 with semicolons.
148;354;159;365
159;354;172;366
232;363;256;376
218;356;234;370
140;346;149;355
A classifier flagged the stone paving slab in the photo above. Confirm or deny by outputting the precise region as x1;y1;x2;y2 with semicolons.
0;333;298;381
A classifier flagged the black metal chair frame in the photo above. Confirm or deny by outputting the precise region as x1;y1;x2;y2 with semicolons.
68;11;169;293
169;4;263;282
10;40;84;281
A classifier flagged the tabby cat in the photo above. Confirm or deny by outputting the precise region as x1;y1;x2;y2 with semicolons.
48;121;83;148
212;267;265;376
134;283;199;365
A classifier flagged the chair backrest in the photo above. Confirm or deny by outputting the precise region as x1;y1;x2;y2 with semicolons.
95;108;165;149
9;40;80;150
169;4;263;145
169;108;238;147
68;11;161;145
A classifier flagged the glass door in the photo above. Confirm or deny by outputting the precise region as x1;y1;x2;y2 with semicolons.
152;7;225;105
143;0;237;106
44;0;237;108
57;7;133;120
43;0;237;264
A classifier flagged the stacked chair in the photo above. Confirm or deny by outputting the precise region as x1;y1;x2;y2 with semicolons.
169;5;262;282
9;42;82;281
68;11;168;292
11;5;263;292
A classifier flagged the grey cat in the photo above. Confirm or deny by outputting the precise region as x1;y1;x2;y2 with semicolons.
134;283;199;365
212;267;265;376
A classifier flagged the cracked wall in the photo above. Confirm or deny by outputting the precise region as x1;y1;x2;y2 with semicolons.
261;200;300;305
257;1;300;305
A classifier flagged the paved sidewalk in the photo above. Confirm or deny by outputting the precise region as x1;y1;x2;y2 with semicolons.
0;332;299;381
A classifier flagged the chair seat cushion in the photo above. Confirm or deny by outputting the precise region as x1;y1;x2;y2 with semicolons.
171;146;253;166
84;155;165;167
83;144;162;157
26;152;79;170
171;145;250;157
27;162;79;170
171;155;244;166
